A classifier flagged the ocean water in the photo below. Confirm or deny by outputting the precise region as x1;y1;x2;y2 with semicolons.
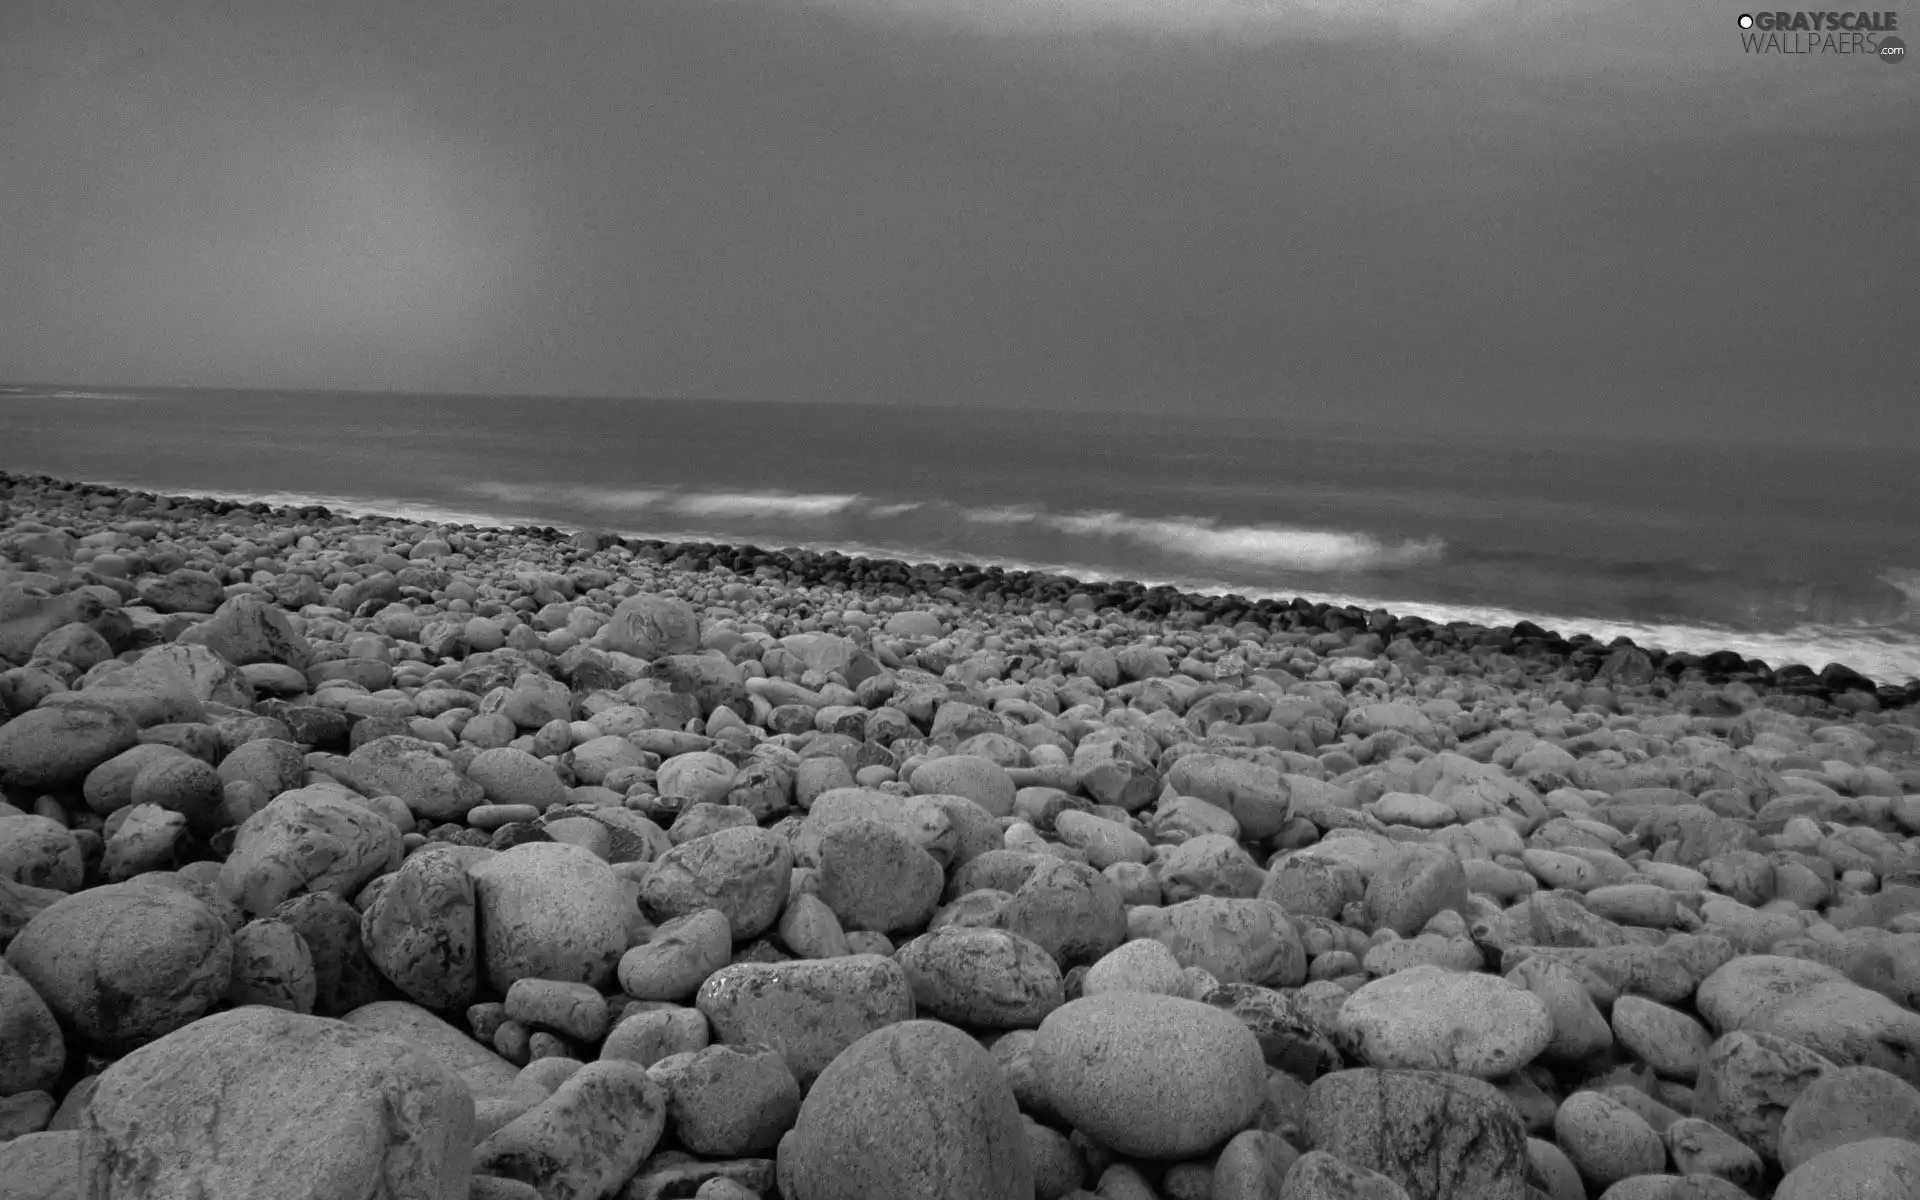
4;384;1918;684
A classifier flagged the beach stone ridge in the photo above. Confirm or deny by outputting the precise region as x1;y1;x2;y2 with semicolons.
0;468;1916;1198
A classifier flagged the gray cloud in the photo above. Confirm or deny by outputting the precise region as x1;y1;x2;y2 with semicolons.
0;0;1913;441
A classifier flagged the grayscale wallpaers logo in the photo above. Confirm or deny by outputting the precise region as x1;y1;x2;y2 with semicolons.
1736;10;1905;59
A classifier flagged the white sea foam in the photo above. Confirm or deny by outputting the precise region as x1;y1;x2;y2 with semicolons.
1046;509;1446;572
964;504;1044;525
668;491;862;519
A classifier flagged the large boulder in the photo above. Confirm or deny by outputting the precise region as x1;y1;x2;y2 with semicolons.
0;959;65;1095
470;842;628;992
1165;754;1292;840
473;1059;665;1200
0;701;139;790
1697;955;1920;1086
82;1005;473;1199
1305;1068;1531;1200
0;815;84;892
1033;991;1264;1160
895;926;1064;1029
4;879;232;1052
341;1001;547;1141
778;1020;1032;1200
1131;896;1306;987
218;788;403;918
187;594;313;669
0;586;103;664
598;594;700;659
340;736;484;823
696;955;915;1089
360;846;480;1010
1335;966;1554;1079
83;642;253;707
637;825;793;942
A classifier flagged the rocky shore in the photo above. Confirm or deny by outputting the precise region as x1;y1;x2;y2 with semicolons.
1;468;1918;1200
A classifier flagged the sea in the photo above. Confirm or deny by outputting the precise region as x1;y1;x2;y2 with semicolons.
4;385;1918;686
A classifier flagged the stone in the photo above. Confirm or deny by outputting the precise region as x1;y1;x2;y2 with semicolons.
340;1001;547;1141
0;1129;85;1200
1054;809;1150;869
103;799;185;878
82;1005;472;1199
83;642;252;707
470;841;629;992
1033;991;1264;1160
473;1059;666;1200
777;1020;1032;1200
638;826;793;942
600;1005;709;1068
340;736;484;823
1505;955;1613;1064
218;787;404;917
273;891;388;1017
1553;1090;1667;1188
81;742;191;816
129;753;228;834
1130;896;1306;987
1335;966;1553;1079
911;755;1017;817
1082;937;1189;998
1215;1129;1303;1200
192;594;313;668
619;908;733;1002
1365;845;1471;937
224;916;318;1013
3;879;232;1052
1070;730;1159;812
135;568;225;614
777;891;850;959
1694;1030;1834;1161
215;733;307;798
1777;1065;1920;1172
1612;995;1712;1080
1279;1151;1412;1200
695;955;915;1089
1166;754;1293;840
467;747;569;810
360;845;480;1010
994;856;1128;971
1695;954;1920;1086
0;961;65;1095
895;926;1064;1028
656;752;738;808
599;594;701;659
1773;1138;1920;1200
0;701;139;791
1664;1118;1763;1193
817;819;944;935
653;1042;799;1157
1304;1068;1531;1200
1261;851;1365;920
1158;834;1265;903
0;815;83;892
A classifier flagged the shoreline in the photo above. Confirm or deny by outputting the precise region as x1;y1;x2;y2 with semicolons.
3;467;1916;705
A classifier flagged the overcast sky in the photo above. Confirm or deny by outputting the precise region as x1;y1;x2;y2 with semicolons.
1;0;1914;436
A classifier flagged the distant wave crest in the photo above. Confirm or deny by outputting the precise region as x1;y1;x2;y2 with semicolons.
463;482;1446;576
1041;509;1445;572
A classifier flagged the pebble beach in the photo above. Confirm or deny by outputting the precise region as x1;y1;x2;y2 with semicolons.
2;467;1919;1200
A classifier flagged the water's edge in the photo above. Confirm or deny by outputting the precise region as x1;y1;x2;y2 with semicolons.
8;467;1916;691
